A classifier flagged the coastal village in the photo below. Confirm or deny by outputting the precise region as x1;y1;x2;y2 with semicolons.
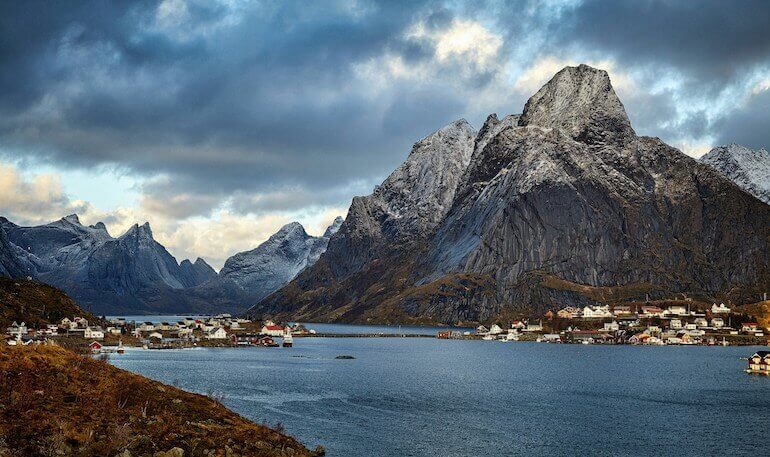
4;314;311;351
443;302;770;347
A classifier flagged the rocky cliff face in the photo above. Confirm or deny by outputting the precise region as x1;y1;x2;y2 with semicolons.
699;144;770;204
255;64;770;324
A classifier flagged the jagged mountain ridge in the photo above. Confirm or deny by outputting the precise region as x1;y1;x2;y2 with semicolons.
254;64;770;324
0;214;344;314
699;143;770;204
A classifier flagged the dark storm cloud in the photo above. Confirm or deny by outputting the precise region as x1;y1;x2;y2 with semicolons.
2;0;770;218
713;90;770;151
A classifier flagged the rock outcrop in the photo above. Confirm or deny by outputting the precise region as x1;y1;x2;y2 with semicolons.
254;64;770;324
179;257;217;287
699;143;770;205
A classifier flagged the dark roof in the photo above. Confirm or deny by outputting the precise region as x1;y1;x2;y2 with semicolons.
753;351;770;357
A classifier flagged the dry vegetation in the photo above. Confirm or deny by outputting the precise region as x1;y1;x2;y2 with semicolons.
0;278;101;329
0;344;319;456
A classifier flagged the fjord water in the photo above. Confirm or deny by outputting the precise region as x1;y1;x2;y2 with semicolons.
111;332;769;456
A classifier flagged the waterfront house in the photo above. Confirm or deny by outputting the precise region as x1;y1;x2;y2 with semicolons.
138;322;155;332
711;318;725;329
524;322;544;332
670;319;682;329
711;303;731;314
742;323;760;333
84;326;104;340
89;341;102;353
603;321;620;332
262;324;285;336
206;327;228;339
489;324;504;335
476;325;489;335
510;321;526;330
257;336;279;347
748;351;770;374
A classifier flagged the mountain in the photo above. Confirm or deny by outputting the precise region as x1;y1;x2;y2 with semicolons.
699;144;770;204
0;277;99;329
0;215;223;314
179;257;217;287
254;64;770;325
217;217;343;302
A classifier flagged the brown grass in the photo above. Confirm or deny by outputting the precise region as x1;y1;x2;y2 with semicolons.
0;345;317;456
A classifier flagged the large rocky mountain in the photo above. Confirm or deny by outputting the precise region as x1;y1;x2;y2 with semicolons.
0;214;343;314
217;217;343;301
699;144;770;204
253;64;770;325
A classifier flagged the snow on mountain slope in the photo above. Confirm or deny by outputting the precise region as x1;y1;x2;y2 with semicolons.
699;144;770;205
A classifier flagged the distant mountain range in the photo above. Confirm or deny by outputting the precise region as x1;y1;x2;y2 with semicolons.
0;214;342;315
252;64;770;325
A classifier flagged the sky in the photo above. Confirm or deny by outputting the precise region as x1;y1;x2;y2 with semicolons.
1;0;769;269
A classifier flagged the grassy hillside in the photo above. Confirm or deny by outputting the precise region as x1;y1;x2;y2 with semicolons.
0;278;100;329
0;345;318;456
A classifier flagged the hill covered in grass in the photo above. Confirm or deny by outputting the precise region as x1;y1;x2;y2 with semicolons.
0;345;318;456
0;278;99;329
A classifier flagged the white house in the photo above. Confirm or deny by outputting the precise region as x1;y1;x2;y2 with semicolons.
7;322;27;337
138;322;155;332
670;319;683;329
603;321;620;332
489;324;504;335
59;317;72;329
84;326;104;340
711;303;731;314
148;331;163;340
694;318;709;328
229;321;242;330
665;305;688;316
582;306;612;319
106;326;122;335
206;327;228;339
710;318;725;329
524;322;544;332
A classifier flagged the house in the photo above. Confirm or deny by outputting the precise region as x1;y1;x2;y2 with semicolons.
489;324;504;335
258;336;279;347
6;322;27;338
742;323;760;333
557;307;583;319
148;331;163;340
684;323;697;330
603;321;620;332
177;327;194;337
710;318;725;329
261;324;284;336
45;324;59;336
640;306;664;317
582;306;612;319
476;325;489;335
694;318;709;328
138;322;155;332
84;326;104;340
670;319;683;330
612;306;633;317
89;341;103;353
289;323;310;335
510;321;526;330
229;321;242;330
665;305;688;316
711;303;731;314
206;327;228;339
524;322;543;332
59;317;72;329
106;326;122;335
747;351;770;374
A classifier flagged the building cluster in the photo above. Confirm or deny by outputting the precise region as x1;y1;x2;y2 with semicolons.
5;316;107;346
473;302;768;345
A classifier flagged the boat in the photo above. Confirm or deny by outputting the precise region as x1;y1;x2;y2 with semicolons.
720;337;729;347
283;332;293;347
116;340;125;354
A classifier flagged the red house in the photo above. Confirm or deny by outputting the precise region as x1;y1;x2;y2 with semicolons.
88;341;102;354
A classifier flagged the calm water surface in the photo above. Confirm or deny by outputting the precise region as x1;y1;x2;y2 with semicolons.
110;329;770;456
